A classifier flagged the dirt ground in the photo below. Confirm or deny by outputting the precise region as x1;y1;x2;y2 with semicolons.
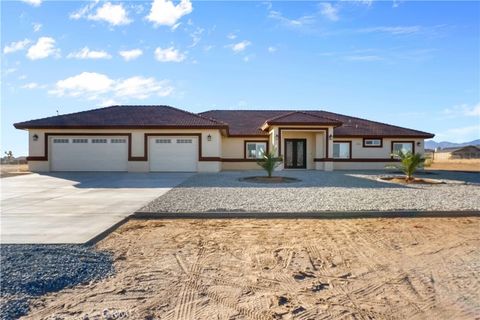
426;160;480;172
24;218;479;320
0;164;30;178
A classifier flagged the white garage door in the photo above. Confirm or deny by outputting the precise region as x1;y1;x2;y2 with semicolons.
149;136;198;172
51;136;128;172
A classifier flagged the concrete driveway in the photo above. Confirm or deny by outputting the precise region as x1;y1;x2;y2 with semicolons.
0;172;193;244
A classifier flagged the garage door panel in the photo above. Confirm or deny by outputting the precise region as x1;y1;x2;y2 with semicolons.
149;137;198;172
51;137;128;172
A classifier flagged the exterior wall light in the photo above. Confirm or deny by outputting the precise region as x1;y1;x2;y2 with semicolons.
207;134;212;141
33;134;39;141
328;134;333;140
416;141;421;146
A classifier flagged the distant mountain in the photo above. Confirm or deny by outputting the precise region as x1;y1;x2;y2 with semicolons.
425;139;480;150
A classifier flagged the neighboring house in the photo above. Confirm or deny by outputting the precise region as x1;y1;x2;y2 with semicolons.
14;105;434;172
433;146;480;161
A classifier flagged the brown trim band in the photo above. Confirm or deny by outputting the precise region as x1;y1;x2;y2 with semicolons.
335;135;431;139
314;158;400;162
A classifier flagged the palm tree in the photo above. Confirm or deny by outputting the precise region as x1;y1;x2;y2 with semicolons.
256;148;283;177
388;151;425;181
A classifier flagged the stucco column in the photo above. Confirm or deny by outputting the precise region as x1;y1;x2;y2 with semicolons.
270;127;284;170
315;132;325;170
324;127;334;171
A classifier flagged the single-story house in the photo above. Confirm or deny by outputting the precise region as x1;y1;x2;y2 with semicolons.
14;105;434;172
433;146;480;161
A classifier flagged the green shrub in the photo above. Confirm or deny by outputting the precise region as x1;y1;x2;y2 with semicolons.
387;151;426;181
256;148;283;177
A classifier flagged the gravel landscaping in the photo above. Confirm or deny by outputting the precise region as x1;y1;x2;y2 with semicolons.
141;170;480;213
0;245;113;320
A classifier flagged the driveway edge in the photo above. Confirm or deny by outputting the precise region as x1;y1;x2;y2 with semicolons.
133;210;480;219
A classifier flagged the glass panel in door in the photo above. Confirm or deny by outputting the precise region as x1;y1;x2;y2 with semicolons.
296;140;305;167
285;140;293;167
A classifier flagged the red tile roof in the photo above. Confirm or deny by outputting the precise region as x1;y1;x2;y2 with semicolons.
200;110;435;138
14;105;434;138
262;111;342;128
14;105;227;129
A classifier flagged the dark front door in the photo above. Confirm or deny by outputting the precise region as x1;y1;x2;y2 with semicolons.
284;139;307;169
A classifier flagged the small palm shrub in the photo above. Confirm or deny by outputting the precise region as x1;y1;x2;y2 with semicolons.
387;151;425;181
256;149;283;177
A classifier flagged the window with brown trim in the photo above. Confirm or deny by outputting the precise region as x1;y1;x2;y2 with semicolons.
392;142;414;155
245;142;267;159
333;142;351;159
363;138;382;148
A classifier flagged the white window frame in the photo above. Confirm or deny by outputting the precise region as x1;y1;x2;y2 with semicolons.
245;142;267;159
333;142;351;159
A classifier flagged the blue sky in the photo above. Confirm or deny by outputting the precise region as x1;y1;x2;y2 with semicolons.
2;0;479;156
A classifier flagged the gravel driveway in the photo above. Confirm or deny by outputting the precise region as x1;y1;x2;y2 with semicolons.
0;245;113;320
141;170;480;213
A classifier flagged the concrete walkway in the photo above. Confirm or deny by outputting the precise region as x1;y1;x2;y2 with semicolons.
0;172;193;244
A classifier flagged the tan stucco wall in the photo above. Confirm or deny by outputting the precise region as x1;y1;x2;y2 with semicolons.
26;128;427;172
333;138;425;158
221;136;269;159
222;162;261;170
26;128;222;172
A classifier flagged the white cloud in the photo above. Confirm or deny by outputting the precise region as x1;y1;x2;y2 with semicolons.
154;46;186;62
358;26;421;35
319;3;339;21
146;0;193;27
70;1;98;20
268;10;315;28
115;76;173;99
229;40;251;53
21;0;42;6
119;49;143;61
345;55;383;61
443;103;480;117
3;39;31;54
71;2;132;26
89;2;132;26
268;46;277;53
67;47;112;59
49;72;174;101
21;82;46;89
227;33;237;40
435;125;480;142
33;23;42;32
49;72;114;97
26;37;59;60
243;54;255;62
189;27;204;47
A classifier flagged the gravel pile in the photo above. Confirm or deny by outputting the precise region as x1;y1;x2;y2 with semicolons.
141;171;480;213
0;245;113;320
